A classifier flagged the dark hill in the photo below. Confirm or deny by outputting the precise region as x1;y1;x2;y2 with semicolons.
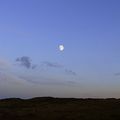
0;97;120;120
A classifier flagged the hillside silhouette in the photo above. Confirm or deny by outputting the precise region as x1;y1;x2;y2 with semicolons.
0;97;120;120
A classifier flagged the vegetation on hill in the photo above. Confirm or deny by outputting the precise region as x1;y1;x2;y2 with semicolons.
0;97;120;120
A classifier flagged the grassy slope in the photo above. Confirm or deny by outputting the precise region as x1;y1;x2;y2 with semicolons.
0;97;120;120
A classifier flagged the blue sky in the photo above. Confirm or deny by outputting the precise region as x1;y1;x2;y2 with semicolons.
0;0;120;98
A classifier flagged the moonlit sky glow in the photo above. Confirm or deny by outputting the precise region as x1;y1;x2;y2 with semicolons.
0;0;120;98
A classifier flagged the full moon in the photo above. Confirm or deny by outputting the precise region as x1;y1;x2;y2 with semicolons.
59;45;64;51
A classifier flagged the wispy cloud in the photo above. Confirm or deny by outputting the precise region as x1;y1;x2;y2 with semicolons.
16;56;37;69
18;75;78;87
41;61;77;76
31;64;37;69
114;73;120;76
0;58;11;69
42;61;63;68
16;57;77;76
67;81;77;84
18;76;40;84
65;69;77;76
0;72;28;85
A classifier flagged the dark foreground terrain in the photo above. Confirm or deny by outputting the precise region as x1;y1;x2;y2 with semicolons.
0;97;120;120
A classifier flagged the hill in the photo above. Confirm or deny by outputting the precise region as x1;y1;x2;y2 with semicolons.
0;97;120;120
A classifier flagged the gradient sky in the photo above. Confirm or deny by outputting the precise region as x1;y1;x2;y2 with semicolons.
0;0;120;98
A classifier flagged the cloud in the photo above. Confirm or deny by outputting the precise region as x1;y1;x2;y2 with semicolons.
0;58;11;69
0;71;38;98
42;61;77;76
31;64;37;69
16;57;77;76
16;56;31;69
16;56;37;69
114;73;120;76
0;72;28;85
18;75;78;87
18;76;40;84
42;61;63;68
67;81;77;84
65;69;77;76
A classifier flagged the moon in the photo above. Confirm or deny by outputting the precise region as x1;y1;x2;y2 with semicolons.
59;45;64;51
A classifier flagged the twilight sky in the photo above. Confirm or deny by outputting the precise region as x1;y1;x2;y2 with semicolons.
0;0;120;98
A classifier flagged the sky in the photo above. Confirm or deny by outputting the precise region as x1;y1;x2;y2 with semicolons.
0;0;120;98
